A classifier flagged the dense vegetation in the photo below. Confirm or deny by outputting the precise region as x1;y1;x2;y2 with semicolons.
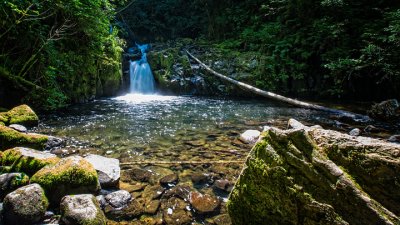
1;0;399;109
124;0;400;100
0;0;125;110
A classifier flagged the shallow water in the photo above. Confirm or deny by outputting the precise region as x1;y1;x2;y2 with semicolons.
36;94;337;223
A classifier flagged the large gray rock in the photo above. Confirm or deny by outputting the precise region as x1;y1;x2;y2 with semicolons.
60;194;106;225
8;124;27;133
3;184;49;225
84;154;120;188
228;119;400;225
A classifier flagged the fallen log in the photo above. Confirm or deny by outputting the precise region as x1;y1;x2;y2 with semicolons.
186;51;370;122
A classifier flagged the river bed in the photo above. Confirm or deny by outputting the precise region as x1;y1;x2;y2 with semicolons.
34;94;352;224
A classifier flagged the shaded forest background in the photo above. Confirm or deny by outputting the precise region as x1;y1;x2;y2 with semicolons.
1;0;400;110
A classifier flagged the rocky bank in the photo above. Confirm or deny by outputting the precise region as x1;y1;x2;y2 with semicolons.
228;119;400;225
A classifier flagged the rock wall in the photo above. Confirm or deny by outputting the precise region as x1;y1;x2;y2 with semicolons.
228;120;400;225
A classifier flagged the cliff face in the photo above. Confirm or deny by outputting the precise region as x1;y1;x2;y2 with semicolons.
228;119;400;225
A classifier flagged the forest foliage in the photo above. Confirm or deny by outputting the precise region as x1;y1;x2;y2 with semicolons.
125;0;400;100
0;0;126;110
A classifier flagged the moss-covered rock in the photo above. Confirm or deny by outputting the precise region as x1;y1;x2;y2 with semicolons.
0;125;49;150
31;156;100;204
0;104;39;127
0;147;59;176
3;183;49;225
228;120;400;225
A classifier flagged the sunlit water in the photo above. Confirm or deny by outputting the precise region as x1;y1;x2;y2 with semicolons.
36;94;335;223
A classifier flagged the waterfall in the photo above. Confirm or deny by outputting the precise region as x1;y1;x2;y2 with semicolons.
129;44;155;94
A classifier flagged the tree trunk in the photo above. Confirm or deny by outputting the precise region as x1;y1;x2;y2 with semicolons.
186;51;370;122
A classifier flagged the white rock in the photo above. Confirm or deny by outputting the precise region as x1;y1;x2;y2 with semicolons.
85;154;120;188
105;190;131;209
239;130;261;144
9;124;27;133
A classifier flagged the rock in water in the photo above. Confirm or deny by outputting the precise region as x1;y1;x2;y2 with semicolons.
239;130;261;144
84;154;120;188
104;190;132;209
31;156;100;204
3;184;49;225
0;173;30;200
190;191;220;214
60;194;106;225
349;128;361;136
368;99;399;120
228;119;400;225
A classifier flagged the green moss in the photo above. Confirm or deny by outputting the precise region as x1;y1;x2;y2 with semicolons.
0;147;59;176
31;156;100;204
0;125;48;150
6;104;39;127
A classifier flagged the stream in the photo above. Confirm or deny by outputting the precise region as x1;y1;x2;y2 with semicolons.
34;93;338;224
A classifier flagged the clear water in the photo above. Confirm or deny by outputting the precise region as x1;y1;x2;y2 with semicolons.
36;94;335;223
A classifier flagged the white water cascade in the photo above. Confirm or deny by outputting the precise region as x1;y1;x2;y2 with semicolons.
129;44;155;94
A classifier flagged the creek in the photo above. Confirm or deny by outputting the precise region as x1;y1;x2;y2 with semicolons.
35;94;336;223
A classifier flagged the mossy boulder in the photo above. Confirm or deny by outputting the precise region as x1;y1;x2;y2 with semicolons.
0;125;49;150
31;156;100;204
0;104;39;127
0;147;59;176
3;183;49;225
228;119;400;225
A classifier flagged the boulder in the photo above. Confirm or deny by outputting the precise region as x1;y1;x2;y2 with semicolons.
388;135;400;143
0;147;59;175
3;184;49;225
0;125;49;150
84;154;120;188
31;156;100;204
0;105;39;127
228;119;400;225
0;173;29;200
60;194;106;225
213;179;234;193
239;130;261;144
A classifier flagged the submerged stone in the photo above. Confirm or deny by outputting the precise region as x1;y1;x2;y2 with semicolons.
228;119;400;225
190;191;220;214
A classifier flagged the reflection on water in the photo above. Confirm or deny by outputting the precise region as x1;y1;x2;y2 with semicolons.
36;95;333;223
